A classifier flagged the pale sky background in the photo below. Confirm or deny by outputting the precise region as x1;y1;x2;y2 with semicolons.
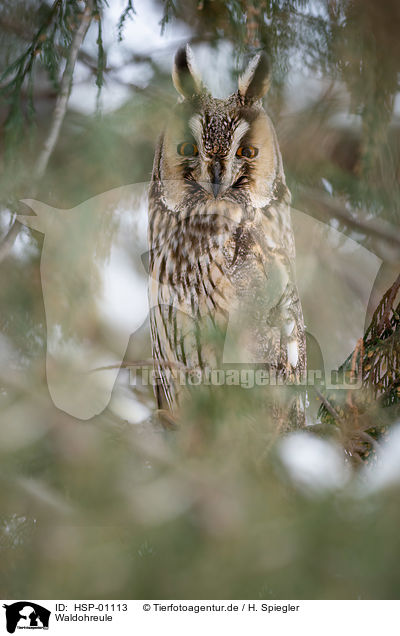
69;0;352;116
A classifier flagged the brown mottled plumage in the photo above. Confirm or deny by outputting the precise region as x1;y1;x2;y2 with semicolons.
148;46;306;426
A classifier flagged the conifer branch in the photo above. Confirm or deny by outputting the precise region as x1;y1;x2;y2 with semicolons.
0;1;94;264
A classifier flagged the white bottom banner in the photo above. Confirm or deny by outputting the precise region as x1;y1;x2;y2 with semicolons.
0;600;397;635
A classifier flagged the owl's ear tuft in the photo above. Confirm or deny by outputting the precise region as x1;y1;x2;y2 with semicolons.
238;52;271;103
172;44;203;99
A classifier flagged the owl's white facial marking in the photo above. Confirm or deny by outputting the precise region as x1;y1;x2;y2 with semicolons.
227;120;250;160
287;340;299;368
188;115;204;153
283;319;295;337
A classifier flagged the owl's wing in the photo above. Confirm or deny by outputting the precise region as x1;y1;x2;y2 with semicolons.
223;211;306;377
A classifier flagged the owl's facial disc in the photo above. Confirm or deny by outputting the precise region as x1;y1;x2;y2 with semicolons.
160;47;282;209
177;110;264;201
161;95;279;210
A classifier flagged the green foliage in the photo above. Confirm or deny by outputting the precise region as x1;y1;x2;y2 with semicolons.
117;0;136;42
0;1;76;153
1;393;400;599
160;0;178;35
1;0;400;601
94;3;105;112
0;0;118;154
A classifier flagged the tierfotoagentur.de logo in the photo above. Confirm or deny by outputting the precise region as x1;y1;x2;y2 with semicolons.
2;603;51;634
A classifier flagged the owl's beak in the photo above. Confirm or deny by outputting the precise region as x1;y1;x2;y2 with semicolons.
210;158;222;198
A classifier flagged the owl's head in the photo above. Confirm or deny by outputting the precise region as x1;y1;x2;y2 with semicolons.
156;45;287;212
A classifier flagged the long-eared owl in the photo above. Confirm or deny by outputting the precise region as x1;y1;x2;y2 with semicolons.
148;45;306;426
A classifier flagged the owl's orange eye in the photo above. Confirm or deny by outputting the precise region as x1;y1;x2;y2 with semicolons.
177;142;198;157
236;145;258;159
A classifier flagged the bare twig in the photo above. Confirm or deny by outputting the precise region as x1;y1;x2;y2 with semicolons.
295;187;400;253
359;431;381;452
34;3;93;180
314;386;343;423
